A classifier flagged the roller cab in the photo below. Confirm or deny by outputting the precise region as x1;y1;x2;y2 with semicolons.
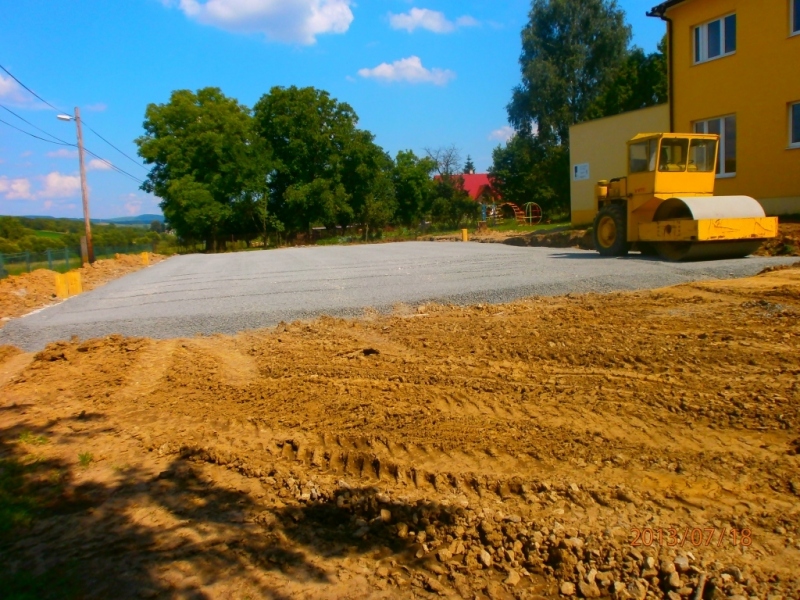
593;133;779;261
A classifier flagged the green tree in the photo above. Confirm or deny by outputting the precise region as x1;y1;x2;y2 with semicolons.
0;217;26;241
149;220;164;233
508;0;631;145
490;133;570;216
463;155;476;174
391;151;436;227
253;86;389;237
136;87;265;250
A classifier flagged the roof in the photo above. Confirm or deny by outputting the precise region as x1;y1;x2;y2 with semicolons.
433;173;500;201
646;0;689;18
460;174;497;200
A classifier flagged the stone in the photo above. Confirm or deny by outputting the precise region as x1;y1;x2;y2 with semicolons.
674;555;690;573
661;560;677;575
504;570;521;587
626;579;647;600
479;549;493;567
774;526;786;535
586;568;597;583
396;522;409;538
560;582;576;596
578;580;601;598
353;526;369;538
375;566;389;578
667;571;682;589
416;531;427;544
722;566;744;583
380;509;391;523
504;550;515;562
667;593;681;600
437;548;453;563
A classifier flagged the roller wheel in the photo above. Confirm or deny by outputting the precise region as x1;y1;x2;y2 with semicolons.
593;205;630;257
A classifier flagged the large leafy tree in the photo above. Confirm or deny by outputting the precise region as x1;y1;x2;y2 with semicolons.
392;151;436;227
490;133;570;215
136;88;265;250
590;36;668;118
508;0;631;145
252;86;393;236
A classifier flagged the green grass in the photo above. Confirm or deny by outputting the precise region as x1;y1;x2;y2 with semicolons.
77;452;93;468
18;431;48;446
0;563;84;600
33;230;65;239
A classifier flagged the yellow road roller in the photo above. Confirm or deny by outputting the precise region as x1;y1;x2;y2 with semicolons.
593;133;778;260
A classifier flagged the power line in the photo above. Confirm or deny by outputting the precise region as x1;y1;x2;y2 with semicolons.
0;116;144;185
0;103;72;145
83;147;144;185
0;117;74;146
0;64;145;186
82;121;148;172
0;63;61;111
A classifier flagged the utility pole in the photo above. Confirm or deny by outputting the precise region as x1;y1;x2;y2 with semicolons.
74;107;94;264
57;108;94;264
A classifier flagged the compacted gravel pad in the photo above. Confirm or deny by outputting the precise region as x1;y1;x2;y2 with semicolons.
1;242;796;351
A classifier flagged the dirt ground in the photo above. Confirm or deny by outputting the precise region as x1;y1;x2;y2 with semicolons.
0;253;167;327
1;265;800;599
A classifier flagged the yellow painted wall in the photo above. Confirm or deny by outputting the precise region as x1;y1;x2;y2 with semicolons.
569;105;670;226
667;0;800;214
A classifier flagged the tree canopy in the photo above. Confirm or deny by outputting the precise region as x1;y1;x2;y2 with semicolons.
494;0;667;216
135;86;479;248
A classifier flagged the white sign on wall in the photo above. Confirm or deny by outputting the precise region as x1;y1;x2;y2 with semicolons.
573;163;590;181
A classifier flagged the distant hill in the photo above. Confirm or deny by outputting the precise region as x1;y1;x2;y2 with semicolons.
17;214;165;226
101;214;165;225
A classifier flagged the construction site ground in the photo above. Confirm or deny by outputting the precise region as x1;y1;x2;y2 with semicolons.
0;253;166;328
2;263;799;599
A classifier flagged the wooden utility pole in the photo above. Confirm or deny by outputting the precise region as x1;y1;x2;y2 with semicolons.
74;106;95;264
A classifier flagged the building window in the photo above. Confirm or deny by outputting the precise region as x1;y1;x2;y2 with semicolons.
694;14;736;63
791;103;800;148
794;0;800;35
694;116;737;176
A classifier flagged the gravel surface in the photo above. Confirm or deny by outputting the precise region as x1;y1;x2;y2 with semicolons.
1;242;796;351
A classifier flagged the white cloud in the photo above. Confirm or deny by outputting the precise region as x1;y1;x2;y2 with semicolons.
20;150;33;158
43;200;54;210
0;176;35;200
47;149;79;159
39;172;81;199
489;126;515;142
124;198;143;215
168;0;354;45
388;8;479;33
358;56;455;86
0;74;27;104
84;103;107;112
88;159;113;171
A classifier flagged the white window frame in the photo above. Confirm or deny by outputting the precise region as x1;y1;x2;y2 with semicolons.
790;102;800;149
694;115;737;177
793;0;800;36
693;13;737;64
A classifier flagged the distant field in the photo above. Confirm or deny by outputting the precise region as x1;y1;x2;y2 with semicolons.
33;231;66;239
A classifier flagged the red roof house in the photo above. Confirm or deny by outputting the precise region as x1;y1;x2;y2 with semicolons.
434;173;501;202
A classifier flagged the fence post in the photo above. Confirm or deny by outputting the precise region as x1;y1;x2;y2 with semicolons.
47;248;53;271
25;251;31;273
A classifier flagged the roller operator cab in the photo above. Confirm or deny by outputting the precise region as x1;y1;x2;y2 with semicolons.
592;133;779;261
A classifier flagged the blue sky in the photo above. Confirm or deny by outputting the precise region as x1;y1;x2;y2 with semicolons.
0;0;666;218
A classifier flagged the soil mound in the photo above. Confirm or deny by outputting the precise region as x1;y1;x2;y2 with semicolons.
1;266;799;598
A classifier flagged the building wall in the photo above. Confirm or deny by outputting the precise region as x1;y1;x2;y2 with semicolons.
668;0;800;214
569;105;670;226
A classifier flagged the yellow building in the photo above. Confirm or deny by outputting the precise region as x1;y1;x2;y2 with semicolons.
569;105;669;226
648;0;800;215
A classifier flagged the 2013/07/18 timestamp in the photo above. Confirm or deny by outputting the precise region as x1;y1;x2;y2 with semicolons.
631;528;752;548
